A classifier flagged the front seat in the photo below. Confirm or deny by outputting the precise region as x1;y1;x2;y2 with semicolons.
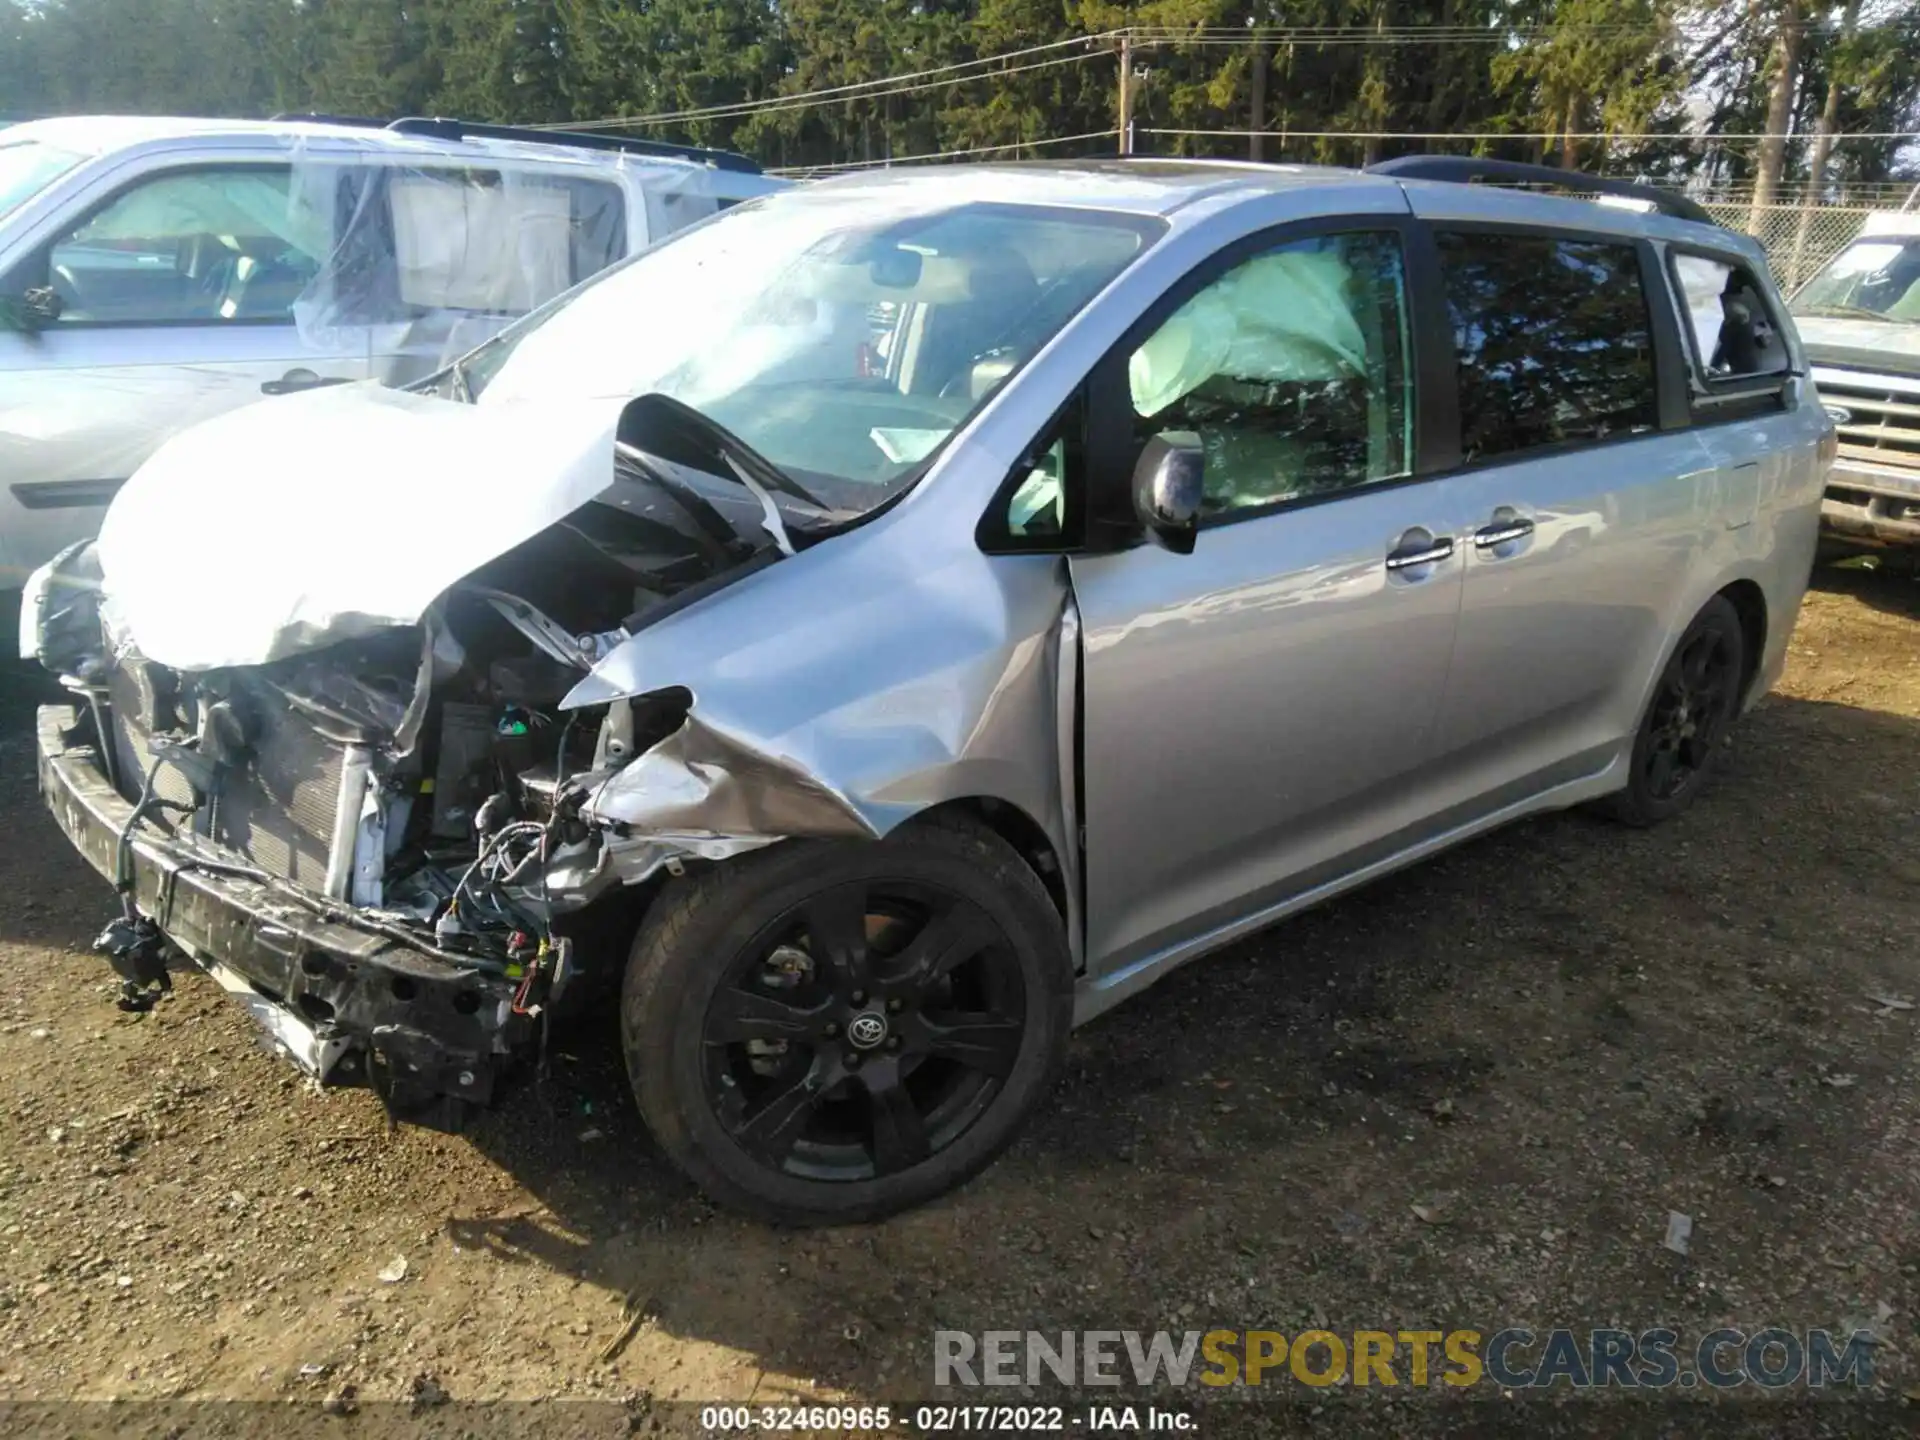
912;251;1041;398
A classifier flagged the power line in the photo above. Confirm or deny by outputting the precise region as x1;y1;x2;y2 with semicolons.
549;33;1118;132
1141;126;1920;140
771;128;1121;176
546;20;1920;163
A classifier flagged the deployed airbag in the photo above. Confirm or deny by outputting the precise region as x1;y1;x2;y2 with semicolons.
1130;248;1366;417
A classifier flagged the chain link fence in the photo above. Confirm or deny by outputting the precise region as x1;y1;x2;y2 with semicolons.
1698;201;1883;292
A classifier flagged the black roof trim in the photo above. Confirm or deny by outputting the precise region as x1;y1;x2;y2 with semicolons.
271;113;761;175
1365;156;1715;227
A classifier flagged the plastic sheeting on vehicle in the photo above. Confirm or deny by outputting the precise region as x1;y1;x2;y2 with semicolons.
0;119;782;586
1130;247;1367;417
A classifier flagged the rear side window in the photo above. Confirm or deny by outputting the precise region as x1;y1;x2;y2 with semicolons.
325;166;627;327
1437;232;1658;462
1671;254;1790;382
386;169;625;312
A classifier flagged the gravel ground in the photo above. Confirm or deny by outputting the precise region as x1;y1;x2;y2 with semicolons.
0;565;1916;1437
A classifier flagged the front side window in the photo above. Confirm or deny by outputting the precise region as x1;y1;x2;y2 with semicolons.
1438;232;1657;462
464;197;1161;517
1126;231;1414;517
42;166;326;325
1793;235;1920;323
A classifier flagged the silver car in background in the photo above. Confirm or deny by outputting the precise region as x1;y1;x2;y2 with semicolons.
0;115;781;587
27;157;1830;1225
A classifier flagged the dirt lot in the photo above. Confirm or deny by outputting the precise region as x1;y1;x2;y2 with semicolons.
0;565;1917;1435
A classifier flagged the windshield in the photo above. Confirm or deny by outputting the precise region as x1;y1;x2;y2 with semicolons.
462;193;1163;512
0;139;84;220
1793;236;1920;322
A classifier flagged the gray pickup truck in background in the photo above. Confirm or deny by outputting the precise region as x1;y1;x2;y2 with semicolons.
1792;210;1920;555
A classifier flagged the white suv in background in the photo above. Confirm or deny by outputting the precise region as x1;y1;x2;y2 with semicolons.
0;114;784;586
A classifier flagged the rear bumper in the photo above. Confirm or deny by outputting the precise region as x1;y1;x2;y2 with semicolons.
36;704;524;1114
1823;460;1920;548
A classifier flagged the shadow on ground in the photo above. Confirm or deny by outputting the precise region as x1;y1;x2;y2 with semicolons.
3;563;1916;1421
433;686;1920;1400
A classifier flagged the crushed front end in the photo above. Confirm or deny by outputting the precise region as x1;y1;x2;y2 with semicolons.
30;589;692;1123
24;399;842;1125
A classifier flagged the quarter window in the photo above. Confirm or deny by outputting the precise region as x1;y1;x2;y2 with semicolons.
1672;254;1790;382
1127;231;1414;517
1437;232;1657;462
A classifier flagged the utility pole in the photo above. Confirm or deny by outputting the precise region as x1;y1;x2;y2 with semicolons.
1117;34;1133;155
1249;33;1268;163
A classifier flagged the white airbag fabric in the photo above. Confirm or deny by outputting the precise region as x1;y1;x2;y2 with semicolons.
1129;249;1365;417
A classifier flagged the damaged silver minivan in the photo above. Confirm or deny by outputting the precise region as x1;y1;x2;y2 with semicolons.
27;157;1830;1223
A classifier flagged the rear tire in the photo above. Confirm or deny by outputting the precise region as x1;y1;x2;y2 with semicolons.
621;814;1072;1225
1594;594;1746;828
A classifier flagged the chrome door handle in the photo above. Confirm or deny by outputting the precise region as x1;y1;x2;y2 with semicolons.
1473;518;1535;547
1384;537;1455;570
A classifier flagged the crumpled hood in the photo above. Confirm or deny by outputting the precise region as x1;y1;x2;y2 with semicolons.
1797;314;1920;376
97;383;626;671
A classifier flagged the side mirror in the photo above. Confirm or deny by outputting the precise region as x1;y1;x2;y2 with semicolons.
0;286;62;333
1132;431;1205;555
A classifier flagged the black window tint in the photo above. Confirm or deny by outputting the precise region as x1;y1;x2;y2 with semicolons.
1437;232;1658;462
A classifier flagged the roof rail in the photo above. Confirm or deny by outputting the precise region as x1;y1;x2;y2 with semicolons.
269;113;393;128
271;112;761;174
387;117;762;174
1365;156;1715;227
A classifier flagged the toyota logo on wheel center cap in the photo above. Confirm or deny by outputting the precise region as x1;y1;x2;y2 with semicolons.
846;1011;889;1050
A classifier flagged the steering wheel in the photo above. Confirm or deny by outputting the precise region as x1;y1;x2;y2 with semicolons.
50;263;84;317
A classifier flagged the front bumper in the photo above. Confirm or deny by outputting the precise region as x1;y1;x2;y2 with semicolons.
1823;461;1920;548
36;704;525;1117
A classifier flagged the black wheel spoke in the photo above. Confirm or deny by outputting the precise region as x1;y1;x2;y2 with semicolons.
861;1059;931;1174
1646;745;1680;799
733;1068;822;1162
806;886;871;994
707;986;824;1045
1680;639;1713;691
894;901;999;988
921;1011;1024;1079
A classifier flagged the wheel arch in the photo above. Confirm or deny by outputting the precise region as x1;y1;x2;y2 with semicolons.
1715;577;1769;706
905;796;1074;954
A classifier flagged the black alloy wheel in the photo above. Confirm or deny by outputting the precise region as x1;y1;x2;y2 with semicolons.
1596;594;1748;827
702;879;1026;1183
1642;622;1739;803
623;815;1072;1224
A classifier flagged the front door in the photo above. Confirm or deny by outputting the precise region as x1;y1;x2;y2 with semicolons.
1068;224;1465;975
0;162;364;585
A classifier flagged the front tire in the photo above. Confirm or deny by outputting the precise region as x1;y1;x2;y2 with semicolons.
621;815;1072;1225
1596;594;1746;827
